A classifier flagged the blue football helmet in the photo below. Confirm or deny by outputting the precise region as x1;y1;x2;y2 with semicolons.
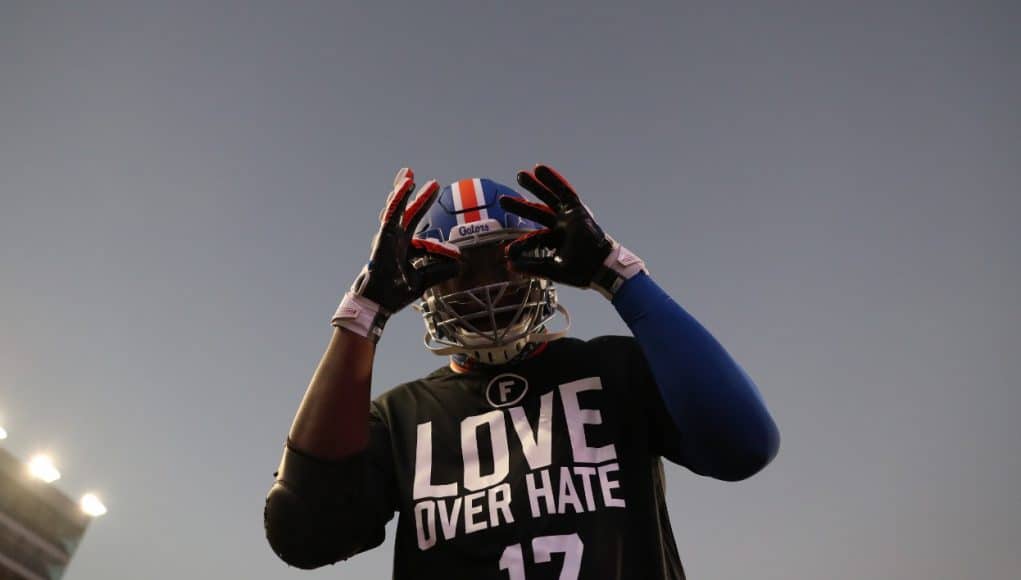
413;177;569;363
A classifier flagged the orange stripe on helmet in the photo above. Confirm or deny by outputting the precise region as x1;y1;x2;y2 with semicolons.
456;178;483;224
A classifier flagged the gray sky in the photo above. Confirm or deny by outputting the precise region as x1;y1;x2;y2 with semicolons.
1;1;1018;578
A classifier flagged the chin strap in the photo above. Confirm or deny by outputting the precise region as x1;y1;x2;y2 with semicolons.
466;339;539;366
452;341;551;371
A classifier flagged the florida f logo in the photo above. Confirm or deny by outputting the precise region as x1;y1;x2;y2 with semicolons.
485;374;528;408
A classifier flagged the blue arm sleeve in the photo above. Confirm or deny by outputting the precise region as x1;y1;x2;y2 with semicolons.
612;272;780;481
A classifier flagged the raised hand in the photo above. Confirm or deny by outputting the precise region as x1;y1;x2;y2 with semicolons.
498;164;646;298
333;168;461;340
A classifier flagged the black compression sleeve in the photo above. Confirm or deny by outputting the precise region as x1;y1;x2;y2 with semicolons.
264;444;388;568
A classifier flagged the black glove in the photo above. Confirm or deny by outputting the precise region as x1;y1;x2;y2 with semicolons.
499;164;646;299
332;168;461;341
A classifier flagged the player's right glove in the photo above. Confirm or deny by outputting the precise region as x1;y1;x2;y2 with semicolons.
331;168;461;342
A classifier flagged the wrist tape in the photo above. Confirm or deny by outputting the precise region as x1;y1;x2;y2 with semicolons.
331;292;388;341
592;241;648;299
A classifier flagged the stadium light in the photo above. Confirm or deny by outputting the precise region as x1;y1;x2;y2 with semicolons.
0;426;6;440
27;454;61;483
80;493;107;517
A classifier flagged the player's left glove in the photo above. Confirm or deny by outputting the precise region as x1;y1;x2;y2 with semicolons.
498;164;648;299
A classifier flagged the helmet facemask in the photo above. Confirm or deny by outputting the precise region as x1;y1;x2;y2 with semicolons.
415;235;568;364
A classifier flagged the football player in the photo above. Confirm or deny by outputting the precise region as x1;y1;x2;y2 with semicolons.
265;165;780;579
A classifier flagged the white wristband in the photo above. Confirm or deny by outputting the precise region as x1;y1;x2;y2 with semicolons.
331;292;386;340
592;241;649;299
603;241;647;280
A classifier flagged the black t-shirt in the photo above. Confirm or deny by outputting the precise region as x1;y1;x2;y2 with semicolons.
357;335;687;579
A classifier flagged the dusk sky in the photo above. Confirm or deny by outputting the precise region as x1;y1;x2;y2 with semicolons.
1;1;1018;578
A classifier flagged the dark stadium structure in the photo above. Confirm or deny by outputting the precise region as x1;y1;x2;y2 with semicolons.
0;447;90;580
